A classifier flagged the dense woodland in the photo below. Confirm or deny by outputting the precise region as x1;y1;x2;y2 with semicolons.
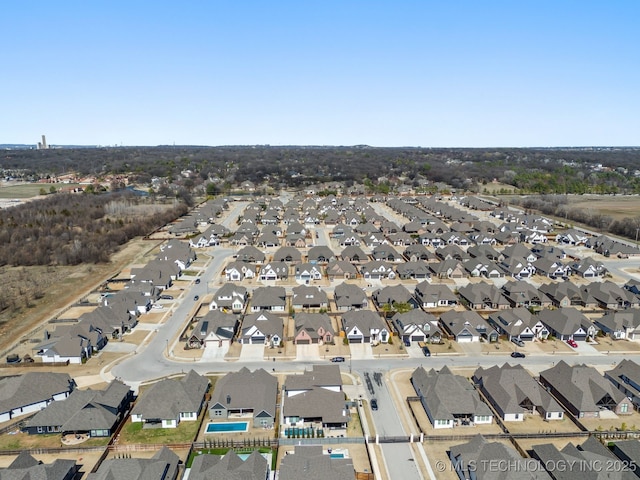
2;146;640;194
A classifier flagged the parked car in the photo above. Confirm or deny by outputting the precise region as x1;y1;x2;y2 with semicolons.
511;338;525;347
422;346;431;357
194;295;200;301
330;356;345;363
511;351;525;358
403;338;411;347
567;339;578;348
195;278;201;284
371;399;378;411
160;294;173;300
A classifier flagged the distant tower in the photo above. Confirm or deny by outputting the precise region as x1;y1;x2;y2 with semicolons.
41;135;48;149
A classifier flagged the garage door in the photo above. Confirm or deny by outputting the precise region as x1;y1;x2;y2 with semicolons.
251;336;265;344
296;339;310;345
411;335;425;342
520;334;534;342
573;334;587;341
457;333;473;343
348;336;363;344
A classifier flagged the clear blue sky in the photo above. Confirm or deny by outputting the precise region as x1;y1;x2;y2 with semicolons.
2;1;639;147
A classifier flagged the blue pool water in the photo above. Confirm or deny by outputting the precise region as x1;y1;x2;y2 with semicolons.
206;421;249;433
330;453;345;459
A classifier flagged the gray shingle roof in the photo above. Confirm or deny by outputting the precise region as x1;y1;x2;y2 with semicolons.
209;368;277;419
86;446;180;480
189;450;269;480
279;445;355;480
0;372;74;415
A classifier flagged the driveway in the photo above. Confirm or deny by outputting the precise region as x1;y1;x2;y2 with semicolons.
201;343;230;361
349;343;373;360
102;341;137;354
239;343;265;361
296;344;320;361
405;343;425;358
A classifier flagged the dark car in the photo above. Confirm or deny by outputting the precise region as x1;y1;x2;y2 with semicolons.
160;294;173;300
194;295;200;301
371;399;378;411
511;351;525;358
195;278;201;284
403;338;411;347
330;356;345;363
422;346;431;357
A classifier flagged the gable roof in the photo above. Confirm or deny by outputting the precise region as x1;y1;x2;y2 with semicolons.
210;367;277;419
0;372;74;415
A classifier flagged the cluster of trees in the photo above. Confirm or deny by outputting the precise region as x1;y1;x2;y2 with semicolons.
0;192;188;266
2;146;640;195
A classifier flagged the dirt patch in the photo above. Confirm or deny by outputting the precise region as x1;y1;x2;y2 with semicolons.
579;411;640;432
591;338;640;353
568;195;640;222
0;238;161;358
503;414;580;435
59;306;98;319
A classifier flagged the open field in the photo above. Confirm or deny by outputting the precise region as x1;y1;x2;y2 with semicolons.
0;183;83;198
567;195;640;222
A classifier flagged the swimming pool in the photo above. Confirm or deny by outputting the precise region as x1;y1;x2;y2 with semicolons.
330;453;345;459
205;421;249;433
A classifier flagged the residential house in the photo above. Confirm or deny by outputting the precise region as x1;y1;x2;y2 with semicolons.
341;310;389;344
533;256;570;279
225;261;256;281
499;256;536;278
273;246;302;264
0;372;75;423
403;244;436;262
538;281;598;308
189;451;269;480
371;284;419;310
595;311;640;340
532;437;635;480
35;323;106;364
472;364;564;421
609;440;640;479
236;246;266;264
209;367;277;428
414;282;458;309
488;307;549;342
130;370;209;428
435;244;468;261
392;310;442;345
293;313;334;344
429;259;467;279
256;230;280;247
395;261;432;280
457;282;510;310
340;245;368;263
294;263;323;282
326;260;358;280
209;283;248;313
462;256;504;278
240;311;284;346
605;360;640;409
411;366;493;429
586;281;639;310
187;311;238;349
307;245;336;264
24;380;132;437
284;365;342;396
501;280;552;308
0;452;79;480
334;283;368;311
571;257;606;278
258;262;289;282
440;310;499;343
283;366;348;437
292;285;328;310
360;260;396;280
371;245;401;262
539;361;633;418
556;228;589;245
250;286;286;312
158;239;196;270
537;307;596;342
449;435;550;480
279;445;355;480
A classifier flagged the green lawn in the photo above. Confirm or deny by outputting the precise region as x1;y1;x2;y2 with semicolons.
119;418;202;445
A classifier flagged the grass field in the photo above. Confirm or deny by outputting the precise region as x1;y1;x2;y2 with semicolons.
0;183;83;198
566;195;640;221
